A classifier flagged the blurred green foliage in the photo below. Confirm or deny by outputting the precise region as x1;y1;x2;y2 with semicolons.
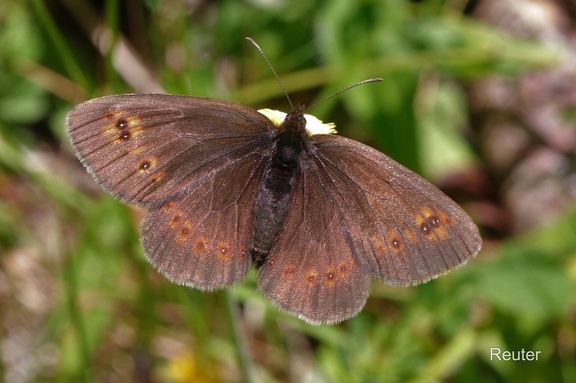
0;0;574;382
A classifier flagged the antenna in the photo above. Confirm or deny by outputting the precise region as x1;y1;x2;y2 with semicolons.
246;37;382;112
246;37;293;110
306;78;382;112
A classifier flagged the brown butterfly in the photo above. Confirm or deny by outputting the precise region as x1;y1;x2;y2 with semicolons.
67;91;481;324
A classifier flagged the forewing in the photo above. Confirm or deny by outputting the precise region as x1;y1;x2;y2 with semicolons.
257;159;371;325
66;94;274;206
310;135;482;285
141;151;268;289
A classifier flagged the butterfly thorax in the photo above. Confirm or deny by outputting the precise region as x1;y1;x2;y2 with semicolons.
251;107;308;266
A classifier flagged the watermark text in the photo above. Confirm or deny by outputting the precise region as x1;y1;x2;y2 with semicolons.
490;347;541;361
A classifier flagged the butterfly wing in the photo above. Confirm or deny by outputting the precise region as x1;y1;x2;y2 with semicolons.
258;133;480;323
309;134;482;285
141;149;268;288
257;157;372;324
67;94;275;288
66;94;275;206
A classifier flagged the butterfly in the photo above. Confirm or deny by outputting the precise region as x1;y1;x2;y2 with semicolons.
67;89;481;325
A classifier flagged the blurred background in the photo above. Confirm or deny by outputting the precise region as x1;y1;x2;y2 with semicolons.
1;0;575;382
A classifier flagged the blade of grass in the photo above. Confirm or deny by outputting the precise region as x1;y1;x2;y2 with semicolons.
226;290;258;383
31;0;92;91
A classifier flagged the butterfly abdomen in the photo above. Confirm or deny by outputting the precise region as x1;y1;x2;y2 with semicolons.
250;109;308;265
